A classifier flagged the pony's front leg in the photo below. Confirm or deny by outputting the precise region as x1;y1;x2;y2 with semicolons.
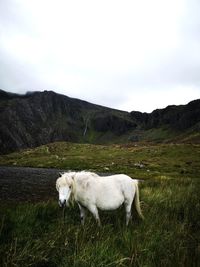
87;204;101;226
78;203;86;225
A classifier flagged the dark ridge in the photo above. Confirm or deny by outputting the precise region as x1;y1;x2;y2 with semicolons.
0;89;199;154
130;99;200;130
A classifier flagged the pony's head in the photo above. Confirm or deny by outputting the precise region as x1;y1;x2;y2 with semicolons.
56;172;75;208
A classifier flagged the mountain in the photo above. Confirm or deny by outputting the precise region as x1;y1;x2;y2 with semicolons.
0;89;199;154
0;90;136;153
131;99;200;130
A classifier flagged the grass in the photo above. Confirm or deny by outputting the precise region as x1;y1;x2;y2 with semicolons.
0;142;200;266
1;142;200;179
143;127;178;142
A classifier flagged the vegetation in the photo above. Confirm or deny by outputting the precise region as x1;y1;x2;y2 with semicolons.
0;142;200;266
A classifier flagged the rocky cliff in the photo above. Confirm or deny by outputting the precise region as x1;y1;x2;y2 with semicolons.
0;89;199;153
0;90;135;153
131;99;200;130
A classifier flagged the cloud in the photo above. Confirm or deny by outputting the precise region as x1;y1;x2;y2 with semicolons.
0;0;200;112
117;85;200;112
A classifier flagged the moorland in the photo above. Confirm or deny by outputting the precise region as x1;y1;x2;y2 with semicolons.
0;141;199;267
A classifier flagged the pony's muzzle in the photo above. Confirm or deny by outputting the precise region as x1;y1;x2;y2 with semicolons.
59;199;66;208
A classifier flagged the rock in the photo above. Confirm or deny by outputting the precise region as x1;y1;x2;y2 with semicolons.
134;162;145;168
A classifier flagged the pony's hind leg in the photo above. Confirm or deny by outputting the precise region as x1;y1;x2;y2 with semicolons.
125;202;132;226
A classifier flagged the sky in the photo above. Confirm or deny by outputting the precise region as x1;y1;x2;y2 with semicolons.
0;0;200;112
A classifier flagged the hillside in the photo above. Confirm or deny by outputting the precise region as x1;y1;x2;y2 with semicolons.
0;89;199;153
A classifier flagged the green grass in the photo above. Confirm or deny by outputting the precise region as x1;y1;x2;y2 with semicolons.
1;142;200;179
0;142;200;266
143;127;178;142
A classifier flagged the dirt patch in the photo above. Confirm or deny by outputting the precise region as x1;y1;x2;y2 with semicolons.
0;166;66;202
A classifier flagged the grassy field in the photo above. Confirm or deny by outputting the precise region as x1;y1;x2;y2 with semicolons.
0;142;200;266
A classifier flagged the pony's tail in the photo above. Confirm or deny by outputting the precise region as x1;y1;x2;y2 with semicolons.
134;181;144;220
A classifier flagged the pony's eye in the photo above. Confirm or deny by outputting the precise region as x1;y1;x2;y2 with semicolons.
69;185;71;189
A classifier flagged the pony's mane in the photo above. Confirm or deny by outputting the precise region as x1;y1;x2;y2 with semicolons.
63;170;99;178
81;171;99;176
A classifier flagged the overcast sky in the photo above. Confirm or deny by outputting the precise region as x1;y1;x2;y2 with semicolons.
0;0;200;112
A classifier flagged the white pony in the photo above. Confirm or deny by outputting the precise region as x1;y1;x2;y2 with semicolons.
56;171;144;226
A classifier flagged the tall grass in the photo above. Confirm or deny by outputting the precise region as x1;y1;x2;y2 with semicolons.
0;178;199;267
0;143;200;266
